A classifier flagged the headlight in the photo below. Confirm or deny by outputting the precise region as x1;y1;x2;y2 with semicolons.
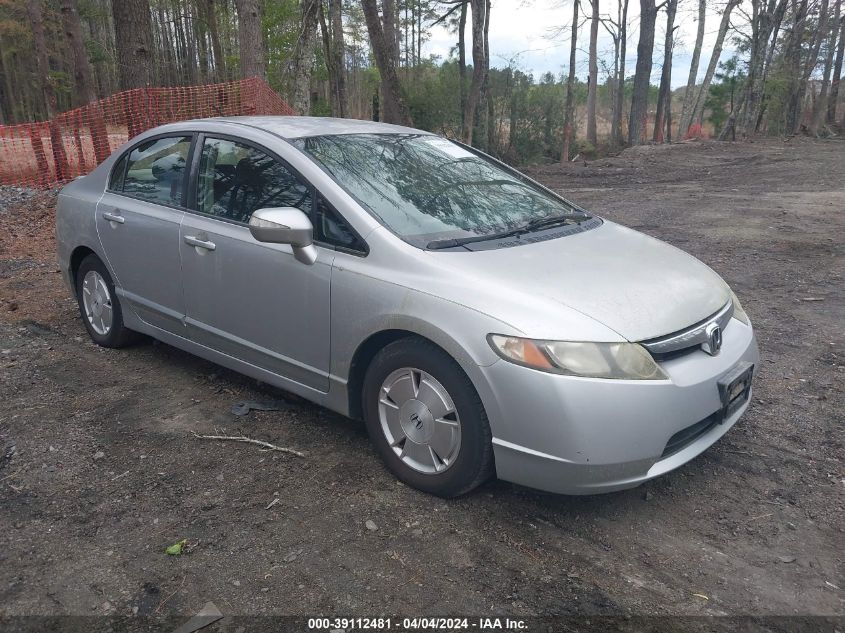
730;290;750;325
488;335;667;380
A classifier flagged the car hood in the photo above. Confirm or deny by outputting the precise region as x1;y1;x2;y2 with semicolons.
428;220;730;342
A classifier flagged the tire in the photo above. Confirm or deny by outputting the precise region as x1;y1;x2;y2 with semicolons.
75;254;139;348
362;338;494;497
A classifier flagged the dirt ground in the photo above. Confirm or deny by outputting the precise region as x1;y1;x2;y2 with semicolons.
0;138;842;624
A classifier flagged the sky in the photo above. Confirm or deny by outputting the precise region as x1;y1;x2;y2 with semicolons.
423;0;741;88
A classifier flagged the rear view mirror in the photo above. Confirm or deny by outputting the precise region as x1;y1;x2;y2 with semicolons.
249;207;317;265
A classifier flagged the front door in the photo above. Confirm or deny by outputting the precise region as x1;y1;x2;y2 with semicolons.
96;135;191;333
179;135;333;392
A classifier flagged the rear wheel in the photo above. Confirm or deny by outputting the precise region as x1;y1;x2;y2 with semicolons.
363;338;494;497
75;255;138;348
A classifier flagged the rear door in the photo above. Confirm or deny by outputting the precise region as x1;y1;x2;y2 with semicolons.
179;134;334;392
95;135;192;333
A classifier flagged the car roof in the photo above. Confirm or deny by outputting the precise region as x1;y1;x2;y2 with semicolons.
176;116;430;139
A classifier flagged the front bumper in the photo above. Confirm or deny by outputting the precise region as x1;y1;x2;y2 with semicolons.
479;318;760;495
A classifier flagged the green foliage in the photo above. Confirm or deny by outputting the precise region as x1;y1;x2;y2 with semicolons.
704;57;743;130
498;69;567;164
406;60;463;135
399;54;667;164
757;70;791;136
76;0;111;21
49;70;72;101
264;0;302;94
85;39;111;66
575;140;596;159
403;61;621;164
165;539;187;556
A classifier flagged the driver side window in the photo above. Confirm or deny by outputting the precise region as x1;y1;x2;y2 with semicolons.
196;137;312;223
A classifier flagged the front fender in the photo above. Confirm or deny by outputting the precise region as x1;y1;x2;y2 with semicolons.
325;263;512;418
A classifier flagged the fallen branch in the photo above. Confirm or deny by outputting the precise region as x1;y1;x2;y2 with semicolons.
0;467;25;483
154;574;186;615
191;432;304;457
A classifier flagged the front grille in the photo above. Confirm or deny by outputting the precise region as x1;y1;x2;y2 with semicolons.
661;411;721;458
641;300;734;360
649;346;700;363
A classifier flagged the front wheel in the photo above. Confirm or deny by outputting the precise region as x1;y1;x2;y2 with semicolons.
362;338;494;497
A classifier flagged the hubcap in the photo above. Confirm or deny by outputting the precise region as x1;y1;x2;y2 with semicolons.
378;368;461;474
81;270;113;336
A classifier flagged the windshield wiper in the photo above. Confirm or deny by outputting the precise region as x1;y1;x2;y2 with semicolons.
427;226;530;250
426;213;592;250
523;212;592;231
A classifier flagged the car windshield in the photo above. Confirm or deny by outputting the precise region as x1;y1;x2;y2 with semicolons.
292;133;587;247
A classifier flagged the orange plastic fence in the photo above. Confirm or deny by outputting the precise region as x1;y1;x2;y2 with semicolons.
0;78;296;189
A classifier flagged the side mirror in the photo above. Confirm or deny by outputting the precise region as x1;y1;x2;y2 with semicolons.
249;207;317;265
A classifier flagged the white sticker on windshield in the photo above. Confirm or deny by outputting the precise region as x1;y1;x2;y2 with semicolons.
423;136;476;159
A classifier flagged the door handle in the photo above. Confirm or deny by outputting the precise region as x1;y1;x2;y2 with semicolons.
184;235;216;251
102;211;125;224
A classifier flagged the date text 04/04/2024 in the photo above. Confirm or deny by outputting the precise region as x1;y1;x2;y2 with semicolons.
307;617;528;630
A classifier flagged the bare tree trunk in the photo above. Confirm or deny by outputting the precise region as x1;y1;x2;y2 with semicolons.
155;3;173;84
784;0;810;133
792;0;830;133
678;0;706;137
27;0;70;181
614;0;629;145
382;0;401;67
562;0;579;161
29;124;51;186
330;0;347;116
405;1;411;67
479;0;491;146
607;30;620;144
458;0;468;129
60;0;110;164
235;0;265;79
628;0;657;145
319;2;335;112
811;0;840;132
783;0;830;134
827;4;845;123
291;0;319;114
586;0;599;146
194;0;211;83
195;1;210;82
463;0;490;143
690;0;739;129
206;0;227;80
319;2;337;114
111;0;154;89
753;2;787;133
361;0;413;124
60;0;98;103
736;0;788;138
653;0;677;142
0;47;11;123
487;86;495;151
604;0;626;146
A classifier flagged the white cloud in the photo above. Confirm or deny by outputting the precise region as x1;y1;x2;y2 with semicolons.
424;0;742;88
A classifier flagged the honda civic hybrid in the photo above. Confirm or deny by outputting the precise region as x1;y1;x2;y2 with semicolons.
56;116;759;497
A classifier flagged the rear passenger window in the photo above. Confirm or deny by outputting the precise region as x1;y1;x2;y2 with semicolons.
121;136;191;206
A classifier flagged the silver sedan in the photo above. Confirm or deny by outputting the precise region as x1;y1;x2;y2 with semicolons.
56;117;759;497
